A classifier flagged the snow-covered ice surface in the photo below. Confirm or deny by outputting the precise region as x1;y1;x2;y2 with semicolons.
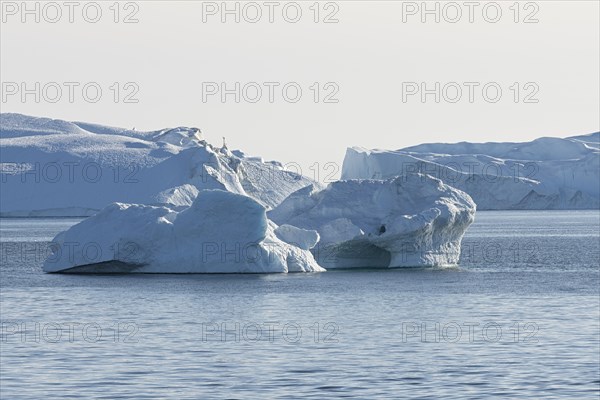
5;113;477;272
269;174;476;268
0;113;318;216
342;134;600;210
43;190;324;273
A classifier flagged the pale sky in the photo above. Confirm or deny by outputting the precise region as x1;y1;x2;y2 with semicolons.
1;1;599;179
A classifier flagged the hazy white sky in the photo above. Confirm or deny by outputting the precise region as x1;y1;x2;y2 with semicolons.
1;1;599;178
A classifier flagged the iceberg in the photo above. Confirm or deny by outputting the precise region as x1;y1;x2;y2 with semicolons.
269;174;476;268
342;134;600;210
0;113;318;216
4;113;477;272
43;190;324;273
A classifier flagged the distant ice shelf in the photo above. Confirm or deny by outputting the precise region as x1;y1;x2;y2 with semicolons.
341;133;600;210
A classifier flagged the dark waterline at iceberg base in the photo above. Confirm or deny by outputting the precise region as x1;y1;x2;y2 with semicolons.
1;210;599;399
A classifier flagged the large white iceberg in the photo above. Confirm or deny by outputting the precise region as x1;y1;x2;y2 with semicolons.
0;113;318;216
269;174;476;268
5;113;478;272
43;190;324;273
342;134;600;210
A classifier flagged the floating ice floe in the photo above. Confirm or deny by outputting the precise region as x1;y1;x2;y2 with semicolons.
43;190;324;274
269;174;476;268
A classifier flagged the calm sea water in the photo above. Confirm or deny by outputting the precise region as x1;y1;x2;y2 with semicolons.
1;211;599;399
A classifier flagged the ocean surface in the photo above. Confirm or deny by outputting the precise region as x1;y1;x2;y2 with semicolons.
1;211;599;399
